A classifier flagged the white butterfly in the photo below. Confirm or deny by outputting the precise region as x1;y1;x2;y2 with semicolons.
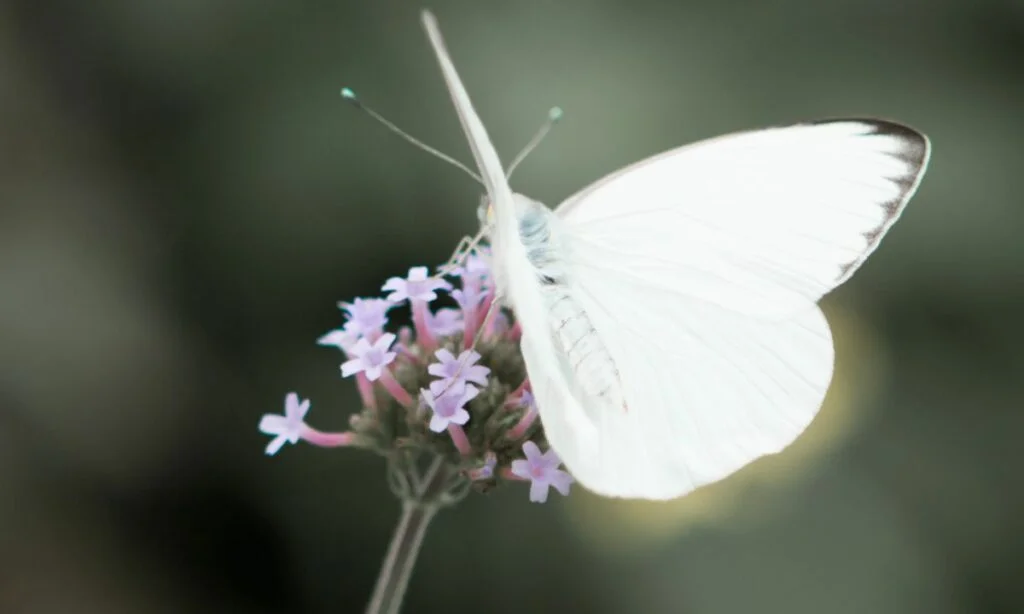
421;10;930;499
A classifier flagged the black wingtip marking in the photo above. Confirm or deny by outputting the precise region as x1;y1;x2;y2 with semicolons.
864;119;930;168
806;118;931;285
808;118;930;169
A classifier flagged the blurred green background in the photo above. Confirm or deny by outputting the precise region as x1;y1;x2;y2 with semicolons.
1;0;1023;612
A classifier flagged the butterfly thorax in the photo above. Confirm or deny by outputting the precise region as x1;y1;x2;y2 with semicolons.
514;194;627;413
514;194;568;285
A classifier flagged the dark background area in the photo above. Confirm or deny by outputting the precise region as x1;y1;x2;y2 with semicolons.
1;1;1023;612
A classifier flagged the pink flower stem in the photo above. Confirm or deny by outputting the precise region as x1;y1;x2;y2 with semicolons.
476;291;495;333
411;301;437;352
506;406;538;441
398;326;414;348
379;369;415;409
356;374;377;410
300;427;355;448
505;378;532;408
461;303;478;352
447;424;472;456
507;320;522;342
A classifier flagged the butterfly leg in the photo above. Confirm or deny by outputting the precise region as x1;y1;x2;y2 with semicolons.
437;227;489;277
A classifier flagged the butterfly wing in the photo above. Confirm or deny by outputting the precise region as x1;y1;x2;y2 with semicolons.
526;121;928;498
421;12;523;259
523;286;833;499
557;121;930;317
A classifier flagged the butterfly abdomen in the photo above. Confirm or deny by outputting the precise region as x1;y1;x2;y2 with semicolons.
515;194;627;412
544;289;626;413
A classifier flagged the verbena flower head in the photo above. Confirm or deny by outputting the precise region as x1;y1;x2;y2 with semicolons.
258;250;572;504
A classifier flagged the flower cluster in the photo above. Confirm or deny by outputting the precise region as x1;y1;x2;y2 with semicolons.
258;249;573;504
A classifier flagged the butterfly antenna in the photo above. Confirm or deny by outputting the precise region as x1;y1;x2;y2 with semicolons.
505;106;563;179
340;87;484;185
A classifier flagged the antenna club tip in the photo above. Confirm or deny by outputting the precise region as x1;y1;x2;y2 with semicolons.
549;106;563;121
340;87;357;101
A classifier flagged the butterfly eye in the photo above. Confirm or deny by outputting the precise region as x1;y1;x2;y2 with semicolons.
476;197;494;227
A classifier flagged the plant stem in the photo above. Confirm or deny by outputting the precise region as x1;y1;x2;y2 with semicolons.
365;457;450;614
363;499;438;614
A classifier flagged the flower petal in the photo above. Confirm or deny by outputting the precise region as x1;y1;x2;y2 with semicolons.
363;365;383;381
340;359;362;378
510;459;530;479
529;480;550;503
317;329;350;349
429;414;448;433
349;337;373;355
465;365;491;386
294;397;311;420
541;447;562;469
264;434;288;456
459;385;480;406
381;277;406;292
450;408;470;426
432;377;467;398
373;332;397;351
258;414;287;435
521;441;543;464
549;471;574;496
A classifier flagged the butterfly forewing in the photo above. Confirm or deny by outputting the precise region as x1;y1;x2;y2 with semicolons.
557;120;930;318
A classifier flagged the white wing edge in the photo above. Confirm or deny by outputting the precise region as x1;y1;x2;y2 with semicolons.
823;121;931;285
420;11;518;232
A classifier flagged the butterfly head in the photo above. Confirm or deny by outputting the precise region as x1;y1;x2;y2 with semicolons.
476;194;495;232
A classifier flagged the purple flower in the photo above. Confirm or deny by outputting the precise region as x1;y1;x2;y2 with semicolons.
427;307;464;337
341;297;392;338
453;249;491;282
341;333;397;381
427;349;490;396
468;451;497;481
317;298;393;350
511;441;573;503
258;392;311;455
422;385;479;433
382;266;452;304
